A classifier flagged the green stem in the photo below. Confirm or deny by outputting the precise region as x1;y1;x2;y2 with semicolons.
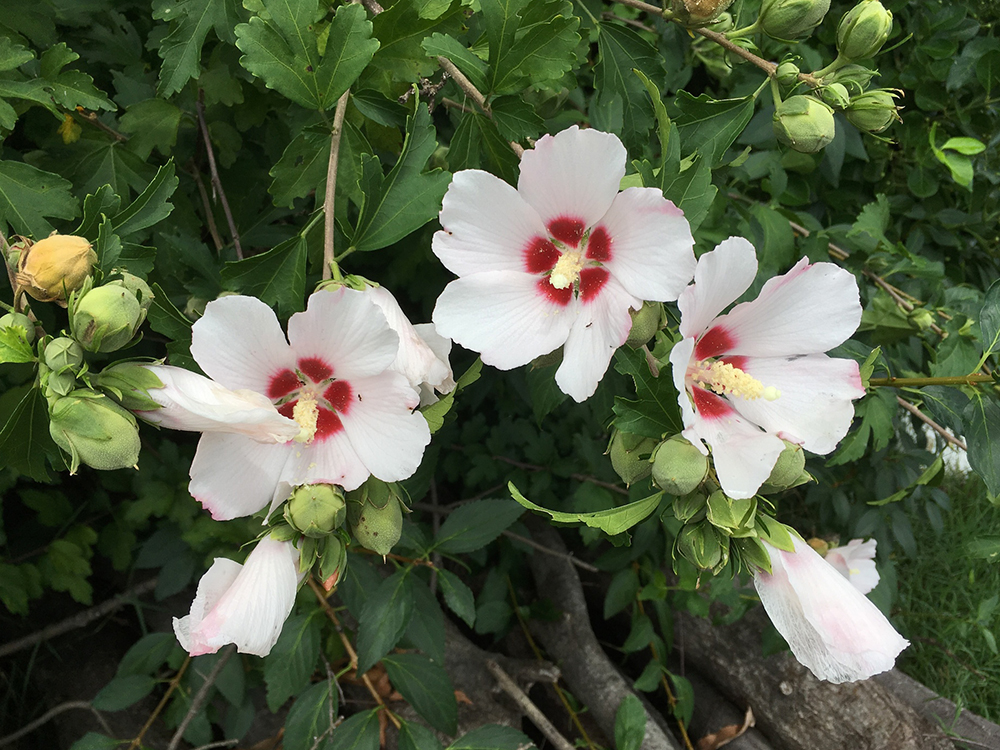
812;54;849;80
727;21;761;38
869;375;995;387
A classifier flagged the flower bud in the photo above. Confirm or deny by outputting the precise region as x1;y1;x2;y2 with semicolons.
775;62;801;87
772;96;836;153
0;312;35;344
706;490;756;535
651;436;709;495
608;430;657;486
95;362;164;411
626;302;662;347
671;0;735;25
347;478;405;555
758;0;831;41
760;441;808;493
837;0;893;61
285;484;347;538
15;234;96;305
43;337;83;373
114;272;154;312
909;307;935;330
672;492;707;523
71;283;144;352
845;89;901;133
48;389;141;473
44;370;77;398
677;522;727;570
319;535;347;590
819;83;850;110
823;63;878;93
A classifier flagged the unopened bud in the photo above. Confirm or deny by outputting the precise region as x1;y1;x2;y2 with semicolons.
837;0;893;61
845;89;901;133
677;522;727;570
285;484;347;537
651;436;709;495
824;63;878;93
15;234;96;305
114;272;154;312
819;83;851;110
775;62;801;87
760;441;807;492
96;363;164;411
773;96;836;153
626;302;662;347
71;283;144;352
48;389;141;473
706;490;756;534
673;492;707;523
319;535;347;590
0;312;35;344
758;0;831;41
909;307;935;330
347;478;405;555
43;337;83;373
671;0;735;25
609;430;657;486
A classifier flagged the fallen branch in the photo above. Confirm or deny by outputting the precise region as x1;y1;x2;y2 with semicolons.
486;660;575;750
0;701;111;748
166;646;235;750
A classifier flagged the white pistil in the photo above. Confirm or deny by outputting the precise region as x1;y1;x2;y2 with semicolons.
690;360;781;402
293;394;319;443
549;251;584;289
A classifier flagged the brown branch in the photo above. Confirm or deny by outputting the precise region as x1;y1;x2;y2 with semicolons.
503;530;600;573
440;97;477;115
486;660;576;750
167;646;236;750
895;396;968;452
195;91;243;260
323;89;351;281
0;701;111;748
360;0;384;13
128;656;190;750
185;161;225;251
436;56;525;158
72;109;127;142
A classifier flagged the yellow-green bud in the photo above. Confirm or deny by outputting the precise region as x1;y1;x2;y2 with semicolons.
909;308;935;330
0;312;35;344
347;478;406;555
760;441;806;492
845;89;901;133
285;484;347;537
775;62;801;87
608;430;657;486
824;63;878;94
114;273;154;312
671;0;735;25
71;284;144;352
48;389;141;473
319;535;347;590
677;522;727;570
773;96;836;154
43;337;83;372
672;492;707;523
96;362;164;411
15;234;96;305
837;0;893;61
651;436;709;495
626;302;662;347
820;83;851;110
758;0;831;41
705;490;756;535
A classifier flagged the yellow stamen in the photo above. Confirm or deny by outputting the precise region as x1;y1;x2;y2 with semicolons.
549;251;584;289
293;394;319;443
691;360;781;402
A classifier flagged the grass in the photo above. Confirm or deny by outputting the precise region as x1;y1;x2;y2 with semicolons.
894;471;1000;722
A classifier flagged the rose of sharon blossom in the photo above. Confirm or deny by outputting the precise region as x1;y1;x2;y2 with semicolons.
825;538;879;594
173;535;298;657
754;535;908;683
432;126;696;402
139;288;431;520
668;237;865;499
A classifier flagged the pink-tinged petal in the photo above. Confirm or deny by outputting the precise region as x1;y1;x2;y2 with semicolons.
413;322;456;404
432;271;575;370
433;169;549;277
282;429;371;492
826;538;880;595
669;338;704;453
191;296;295;394
596;187;695;302
517;127;627;232
556;277;638;402
678;237;758;340
729;354;864;454
189;434;292;520
139;365;299;443
714;259;862;357
287;288;399;380
754;536;908;683
174;537;299;657
173;557;241;654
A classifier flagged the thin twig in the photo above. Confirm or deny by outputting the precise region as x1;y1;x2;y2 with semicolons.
360;0;384;13
436;57;525;158
0;701;112;748
0;578;158;658
185;161;225;251
166;647;236;750
191;741;239;750
128;656;191;750
896;397;967;451
429;480;443;594
601;11;654;32
490;453;630;496
486;661;576;750
323;89;351;281
195;91;243;260
503;530;599;573
72;109;127;142
440;97;477;115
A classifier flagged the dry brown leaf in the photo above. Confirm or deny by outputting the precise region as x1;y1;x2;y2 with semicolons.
696;706;755;750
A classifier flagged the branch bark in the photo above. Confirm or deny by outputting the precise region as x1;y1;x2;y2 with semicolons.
322;89;351;280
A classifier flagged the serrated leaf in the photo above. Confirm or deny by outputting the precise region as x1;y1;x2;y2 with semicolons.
402;577;446;663
68;733;122;750
220;234;307;317
614;694;646;750
674;90;755;167
490;96;543;142
0;160;78;239
399;721;445;750
0;326;34;364
269;130;329;208
965;394;1000;497
76;185;122;239
38;44;115;112
356;569;415;674
153;0;243;96
0;38;33;71
284;680;337;750
433;499;524;554
437;569;475;627
119;99;182;160
509;482;662;536
421;33;488;93
112;160;178;239
981;279;1000;357
489;0;580;95
447;725;534;750
660;155;716;233
369;0;462;83
0;385;59;481
595;22;664;152
612;346;683;438
66;139;157;201
330;709;380;750
118;632;179;677
263;612;321;712
384;653;458;735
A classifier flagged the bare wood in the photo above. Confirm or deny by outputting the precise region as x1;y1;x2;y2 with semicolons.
186;161;225;251
195;92;243;260
73;109;128;142
167;646;235;750
0;701;111;748
436;57;525;158
323;89;352;280
486;660;576;750
896;396;967;451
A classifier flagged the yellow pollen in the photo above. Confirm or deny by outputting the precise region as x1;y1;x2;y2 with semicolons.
691;360;780;401
292;394;319;443
549;251;584;290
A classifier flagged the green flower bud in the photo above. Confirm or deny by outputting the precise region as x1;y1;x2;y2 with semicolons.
707;12;733;32
824;63;878;94
114;272;154;312
45;370;77;398
758;0;831;41
626;302;662;347
96;362;164;411
760;441;806;493
775;61;801;87
819;83;851;110
705;490;756;535
15;234;96;305
608;430;657;486
43;337;83;373
318;535;347;590
671;0;735;26
285;483;347;537
48;389;141;473
347;478;405;555
651;436;709;495
0;312;35;344
677;522;727;570
772;96;836;154
673;492;707;523
71;283;144;352
909;308;935;330
845;89;901;133
837;0;893;61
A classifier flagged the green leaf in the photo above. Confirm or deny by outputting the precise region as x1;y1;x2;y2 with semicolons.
112;160;178;239
612;346;683;439
38;44;115;112
965;394;1000;497
269;130;330;208
488;0;580;95
118;633;179;677
148;282;194;343
660;155;716;233
421;33;488;93
119;99;183;160
220;235;307;318
0;325;34;364
263;612;321;712
330;709;380;750
941;136;986;155
369;0;462;83
614;694;646;750
68;733;124;750
433;498;524;554
595;23;664;152
828;389;896;465
92;674;157;711
447;725;534;750
383;653;458;735
0;385;59;481
668;671;694;726
509;482;662;536
350;101;451;253
968;538;1000;562
490;96;543;142
284;680;337;750
76;185;122;239
66;139;157;201
403;577;446;663
981;279;1000;357
399;720;445;750
870;455;945;506
674;90;755;167
153;0;242;96
603;567;640;619
437;569;476;627
356;569;415;674
235;2;378;111
0;160;78;239
0;37;33;71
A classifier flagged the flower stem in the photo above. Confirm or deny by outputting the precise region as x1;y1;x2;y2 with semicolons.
322;89;351;281
869;375;995;387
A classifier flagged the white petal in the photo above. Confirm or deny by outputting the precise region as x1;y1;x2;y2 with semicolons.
755;537;908;683
432;271;575;370
287;288;399;381
556;277;638;402
713;259;862;357
173;557;242;654
826;539;880;595
669;338;705;452
433;170;550;277
189;434;293;520
191;296;295;394
177;537;299;657
730;354;864;454
282;431;372;493
596;187;695;302
413;323;456;403
139;365;299;442
678;237;758;340
518;127;626;233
